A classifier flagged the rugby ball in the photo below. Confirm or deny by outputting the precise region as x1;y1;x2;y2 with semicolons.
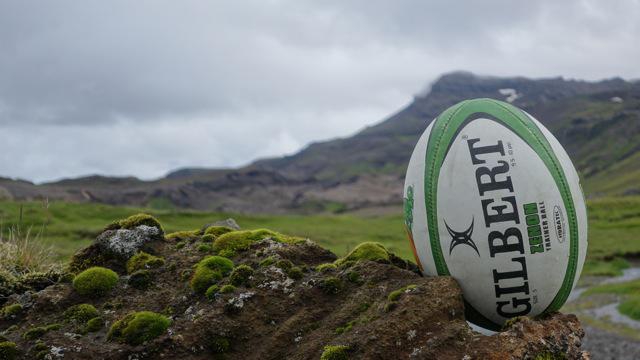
403;98;587;330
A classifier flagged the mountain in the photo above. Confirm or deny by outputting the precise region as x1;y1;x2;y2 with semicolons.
1;72;639;213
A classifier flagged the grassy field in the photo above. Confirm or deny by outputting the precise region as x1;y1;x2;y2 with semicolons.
0;196;638;269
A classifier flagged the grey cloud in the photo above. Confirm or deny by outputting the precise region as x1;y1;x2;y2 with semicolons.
0;0;638;181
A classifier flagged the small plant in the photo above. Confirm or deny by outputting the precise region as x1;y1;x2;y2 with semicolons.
209;336;230;353
175;241;186;250
320;345;350;360
229;265;254;286
0;216;59;277
319;277;343;295
72;267;119;297
108;311;171;345
220;284;236;294
0;341;18;360
126;252;165;274
190;256;234;294
335;320;356;334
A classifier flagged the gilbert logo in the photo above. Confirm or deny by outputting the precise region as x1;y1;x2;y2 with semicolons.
445;218;480;256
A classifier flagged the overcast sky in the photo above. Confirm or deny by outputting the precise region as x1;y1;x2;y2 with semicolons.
0;0;638;183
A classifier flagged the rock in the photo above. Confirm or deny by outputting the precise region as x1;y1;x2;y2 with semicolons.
202;218;241;231
95;225;162;258
0;218;589;359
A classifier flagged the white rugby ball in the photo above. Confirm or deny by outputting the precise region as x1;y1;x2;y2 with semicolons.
403;98;587;330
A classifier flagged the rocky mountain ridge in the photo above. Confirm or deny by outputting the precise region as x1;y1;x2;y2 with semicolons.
1;71;638;213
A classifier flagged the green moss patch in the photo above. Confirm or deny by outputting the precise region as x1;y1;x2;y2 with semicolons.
106;213;163;233
386;284;417;312
0;341;18;360
229;265;254;286
107;311;171;346
203;226;234;238
64;304;100;324
220;284;236;294
319;277;343;295
335;242;389;266
205;285;220;300
190;256;234;294
72;267;119;297
165;230;201;242
1;304;22;318
22;324;61;340
316;263;337;273
213;229;303;257
320;345;350;360
126;252;165;274
128;270;153;290
258;256;276;267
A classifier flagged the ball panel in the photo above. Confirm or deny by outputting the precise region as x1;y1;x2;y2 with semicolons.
404;122;438;276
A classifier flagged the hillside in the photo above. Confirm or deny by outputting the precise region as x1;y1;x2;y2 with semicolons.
1;72;638;213
0;214;588;359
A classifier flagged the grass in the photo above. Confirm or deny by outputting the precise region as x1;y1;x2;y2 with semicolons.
618;296;640;321
0;196;638;272
582;258;630;277
582;279;640;297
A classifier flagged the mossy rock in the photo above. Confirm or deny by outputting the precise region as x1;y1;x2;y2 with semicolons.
105;213;163;234
203;226;234;239
107;311;171;346
126;252;165;274
320;345;350;360
0;341;18;360
229;265;254;286
213;229;303;257
335;242;389;266
165;230;201;242
64;304;99;324
190;256;234;294
72;267;119;297
1;304;22;319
